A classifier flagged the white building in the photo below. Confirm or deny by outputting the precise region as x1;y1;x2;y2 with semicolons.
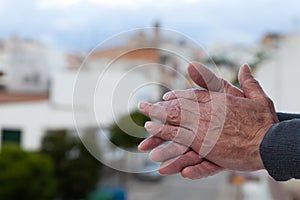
0;36;65;93
0;36;68;150
0;27;203;152
255;34;300;113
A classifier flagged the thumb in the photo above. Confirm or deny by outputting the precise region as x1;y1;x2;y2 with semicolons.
238;64;267;100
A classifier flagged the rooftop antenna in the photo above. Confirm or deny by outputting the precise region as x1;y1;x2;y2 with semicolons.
153;21;161;44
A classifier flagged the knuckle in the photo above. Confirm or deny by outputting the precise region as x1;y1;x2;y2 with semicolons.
195;90;211;102
169;126;179;138
168;106;180;122
156;101;164;106
171;99;180;107
262;97;274;108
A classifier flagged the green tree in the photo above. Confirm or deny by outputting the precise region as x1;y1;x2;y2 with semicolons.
0;144;56;200
41;130;102;200
109;110;150;149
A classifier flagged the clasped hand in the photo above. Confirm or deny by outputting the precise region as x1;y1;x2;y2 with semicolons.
138;63;278;179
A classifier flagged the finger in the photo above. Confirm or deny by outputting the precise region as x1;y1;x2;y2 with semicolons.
238;64;268;100
188;62;243;97
144;122;199;148
238;64;278;120
181;160;224;179
163;89;211;103
158;151;203;175
149;142;189;162
188;62;223;91
162;62;243;101
141;103;199;129
139;102;152;116
156;98;200;115
138;136;165;151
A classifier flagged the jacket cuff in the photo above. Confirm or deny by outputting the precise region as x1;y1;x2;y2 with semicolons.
260;120;300;181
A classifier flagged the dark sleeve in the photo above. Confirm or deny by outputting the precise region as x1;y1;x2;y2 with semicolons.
277;112;300;121
260;119;300;181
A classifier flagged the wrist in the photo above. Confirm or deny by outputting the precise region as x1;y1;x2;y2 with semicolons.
255;123;274;170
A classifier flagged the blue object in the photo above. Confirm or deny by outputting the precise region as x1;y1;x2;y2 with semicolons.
89;187;126;200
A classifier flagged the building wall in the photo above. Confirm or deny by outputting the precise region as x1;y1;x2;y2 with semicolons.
0;33;202;151
0;102;75;149
256;35;300;113
0;37;66;93
52;63;162;128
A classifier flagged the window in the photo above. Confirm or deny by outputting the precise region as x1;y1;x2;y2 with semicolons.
1;129;22;146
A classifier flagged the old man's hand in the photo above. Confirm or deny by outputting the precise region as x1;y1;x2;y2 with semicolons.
139;64;278;175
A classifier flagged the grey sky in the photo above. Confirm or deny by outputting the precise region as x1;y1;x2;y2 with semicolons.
0;0;299;52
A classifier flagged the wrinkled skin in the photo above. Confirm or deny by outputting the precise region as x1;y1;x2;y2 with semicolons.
138;63;279;178
139;62;243;178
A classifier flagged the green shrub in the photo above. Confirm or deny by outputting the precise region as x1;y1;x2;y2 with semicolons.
0;144;56;200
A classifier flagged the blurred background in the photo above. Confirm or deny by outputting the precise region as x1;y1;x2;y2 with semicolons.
1;0;300;199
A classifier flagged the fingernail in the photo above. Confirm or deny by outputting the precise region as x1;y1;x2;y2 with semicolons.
139;102;148;110
181;173;188;178
162;92;170;100
163;92;174;100
144;121;152;129
137;140;146;151
243;63;252;72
